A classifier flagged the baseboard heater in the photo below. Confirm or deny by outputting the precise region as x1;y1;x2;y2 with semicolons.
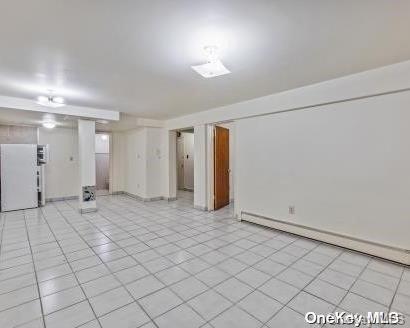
241;211;410;266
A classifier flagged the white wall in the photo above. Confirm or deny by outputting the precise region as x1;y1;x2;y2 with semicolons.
145;127;163;198
161;130;176;200
39;127;79;199
123;128;146;198
95;134;109;153
235;90;410;251
111;131;125;193
160;60;410;262
110;127;164;199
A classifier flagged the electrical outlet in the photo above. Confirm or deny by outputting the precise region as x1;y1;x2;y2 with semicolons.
289;206;295;215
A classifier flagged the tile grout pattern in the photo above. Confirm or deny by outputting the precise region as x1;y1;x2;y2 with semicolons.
0;190;409;328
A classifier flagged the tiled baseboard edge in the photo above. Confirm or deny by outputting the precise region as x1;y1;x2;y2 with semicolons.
123;192;177;203
46;196;78;202
46;192;179;204
194;205;208;211
79;208;97;214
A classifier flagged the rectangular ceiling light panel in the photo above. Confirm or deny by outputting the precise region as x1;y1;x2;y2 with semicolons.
191;60;231;78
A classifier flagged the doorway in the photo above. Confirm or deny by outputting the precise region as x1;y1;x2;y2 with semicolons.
95;133;110;196
176;129;194;204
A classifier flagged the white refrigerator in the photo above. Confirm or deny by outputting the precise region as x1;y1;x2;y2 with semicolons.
1;144;38;212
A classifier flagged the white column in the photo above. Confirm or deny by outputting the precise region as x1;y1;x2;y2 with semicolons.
78;119;97;213
194;125;207;210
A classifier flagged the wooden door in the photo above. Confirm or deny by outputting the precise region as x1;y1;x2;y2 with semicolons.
214;126;230;210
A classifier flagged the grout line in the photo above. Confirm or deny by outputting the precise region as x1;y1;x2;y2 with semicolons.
22;209;46;328
388;268;404;313
39;206;104;328
52;201;161;328
336;258;372;313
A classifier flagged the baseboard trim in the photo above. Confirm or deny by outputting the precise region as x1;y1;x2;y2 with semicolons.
80;208;97;214
45;192;178;204
147;196;163;202
111;191;125;195
241;211;410;266
194;205;208;211
46;196;78;202
123;192;145;201
123;192;175;202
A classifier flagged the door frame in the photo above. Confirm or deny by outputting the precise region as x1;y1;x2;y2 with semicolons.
169;123;235;212
206;124;215;211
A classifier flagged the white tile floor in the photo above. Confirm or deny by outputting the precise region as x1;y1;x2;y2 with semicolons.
0;191;409;328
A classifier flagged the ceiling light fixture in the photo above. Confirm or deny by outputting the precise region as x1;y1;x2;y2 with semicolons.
191;45;231;78
101;134;108;141
42;121;56;129
36;93;66;108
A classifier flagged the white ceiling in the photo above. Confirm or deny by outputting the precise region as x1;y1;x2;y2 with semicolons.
0;0;409;119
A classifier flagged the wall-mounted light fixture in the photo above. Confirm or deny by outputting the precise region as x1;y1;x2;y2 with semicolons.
42;121;56;129
36;91;66;108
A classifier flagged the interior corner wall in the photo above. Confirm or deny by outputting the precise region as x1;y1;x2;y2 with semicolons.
161;129;176;200
235;90;410;257
111;127;165;200
38;127;79;200
111;131;125;193
122;128;146;198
